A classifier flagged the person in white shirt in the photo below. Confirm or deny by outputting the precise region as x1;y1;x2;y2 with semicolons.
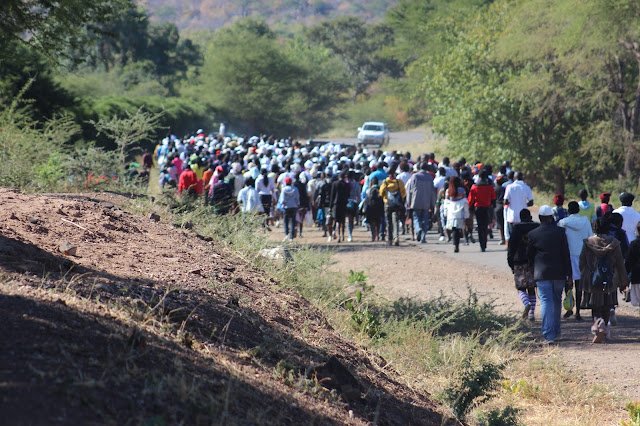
503;172;534;243
441;157;459;177
558;201;594;321
396;160;412;185
255;168;276;229
433;167;447;193
613;192;640;244
237;178;262;213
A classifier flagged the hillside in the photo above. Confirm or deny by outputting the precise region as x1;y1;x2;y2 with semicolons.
138;0;395;30
0;189;448;425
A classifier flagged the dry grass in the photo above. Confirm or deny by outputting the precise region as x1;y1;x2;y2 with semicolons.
386;128;447;159
497;351;624;425
23;190;628;425
309;279;625;425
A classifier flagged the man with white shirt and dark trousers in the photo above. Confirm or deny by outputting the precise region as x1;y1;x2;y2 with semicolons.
613;192;640;244
504;172;534;245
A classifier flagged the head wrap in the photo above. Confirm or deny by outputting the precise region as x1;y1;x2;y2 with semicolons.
553;194;565;205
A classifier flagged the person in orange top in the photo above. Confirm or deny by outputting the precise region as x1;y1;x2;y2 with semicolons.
178;163;200;195
202;164;214;192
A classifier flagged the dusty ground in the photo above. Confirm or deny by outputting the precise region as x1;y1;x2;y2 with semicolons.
273;218;640;404
0;189;449;425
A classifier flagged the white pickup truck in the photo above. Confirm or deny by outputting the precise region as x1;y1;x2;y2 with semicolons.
357;122;390;147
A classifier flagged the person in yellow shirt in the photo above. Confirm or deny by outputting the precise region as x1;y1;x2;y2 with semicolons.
577;188;596;224
379;166;407;246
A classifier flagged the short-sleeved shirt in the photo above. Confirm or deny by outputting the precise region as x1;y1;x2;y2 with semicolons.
613;205;640;243
504;180;534;224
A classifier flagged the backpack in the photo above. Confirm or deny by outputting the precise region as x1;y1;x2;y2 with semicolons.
319;179;332;207
592;255;614;292
364;187;383;215
385;179;403;210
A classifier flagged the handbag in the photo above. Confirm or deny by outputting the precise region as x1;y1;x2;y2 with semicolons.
563;289;575;311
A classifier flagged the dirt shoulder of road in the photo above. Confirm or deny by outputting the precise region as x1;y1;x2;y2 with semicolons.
0;189;448;425
271;218;640;415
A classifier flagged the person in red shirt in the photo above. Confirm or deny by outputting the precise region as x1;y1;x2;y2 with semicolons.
178;163;200;196
468;169;497;252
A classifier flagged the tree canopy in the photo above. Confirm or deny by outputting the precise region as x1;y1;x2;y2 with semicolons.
394;0;640;191
306;16;401;102
0;0;128;61
198;18;348;136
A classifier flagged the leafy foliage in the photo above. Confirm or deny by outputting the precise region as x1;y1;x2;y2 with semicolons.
476;406;521;426
90;108;163;167
622;401;640;426
198;18;347;136
0;42;74;120
345;289;382;338
72;3;202;94
76;96;207;151
0;83;79;191
0;0;128;61
443;357;504;419
492;0;640;179
306;16;401;101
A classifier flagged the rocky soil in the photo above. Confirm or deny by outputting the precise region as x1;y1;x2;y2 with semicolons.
0;189;449;425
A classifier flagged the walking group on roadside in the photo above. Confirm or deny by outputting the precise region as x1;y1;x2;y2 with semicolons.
150;127;640;345
509;189;640;344
152;127;507;249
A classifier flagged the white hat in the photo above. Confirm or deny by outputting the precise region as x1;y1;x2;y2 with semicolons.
538;205;553;216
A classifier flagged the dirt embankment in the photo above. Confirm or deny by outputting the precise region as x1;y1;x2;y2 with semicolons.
0;189;450;425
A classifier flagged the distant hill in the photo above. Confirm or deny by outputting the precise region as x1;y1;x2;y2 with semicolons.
137;0;396;31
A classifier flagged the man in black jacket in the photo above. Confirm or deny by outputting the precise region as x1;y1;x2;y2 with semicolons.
508;209;539;320
528;205;573;344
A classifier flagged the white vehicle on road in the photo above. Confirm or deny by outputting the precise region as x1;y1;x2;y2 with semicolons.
357;121;390;147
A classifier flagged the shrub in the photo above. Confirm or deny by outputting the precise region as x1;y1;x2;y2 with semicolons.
345;290;381;338
477;406;521;426
0;84;79;191
443;358;504;420
622;401;640;426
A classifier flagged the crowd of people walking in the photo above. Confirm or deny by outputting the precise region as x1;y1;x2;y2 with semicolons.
148;128;640;345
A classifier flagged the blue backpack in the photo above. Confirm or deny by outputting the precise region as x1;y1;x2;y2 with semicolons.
592;256;614;292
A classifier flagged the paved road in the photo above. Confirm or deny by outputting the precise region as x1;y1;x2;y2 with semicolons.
330;128;431;147
404;225;511;274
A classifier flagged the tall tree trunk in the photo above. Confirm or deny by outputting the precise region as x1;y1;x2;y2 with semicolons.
552;164;565;195
617;40;640;176
100;41;110;73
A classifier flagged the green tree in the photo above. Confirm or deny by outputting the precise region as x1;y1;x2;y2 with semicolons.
0;83;79;191
493;0;640;179
90;108;163;168
306;16;400;102
385;0;496;125
197;18;346;136
386;0;494;63
0;42;74;120
0;0;127;61
282;37;350;136
74;2;202;95
200;18;299;135
416;1;587;192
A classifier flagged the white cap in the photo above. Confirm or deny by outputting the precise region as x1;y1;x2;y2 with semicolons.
538;205;553;216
